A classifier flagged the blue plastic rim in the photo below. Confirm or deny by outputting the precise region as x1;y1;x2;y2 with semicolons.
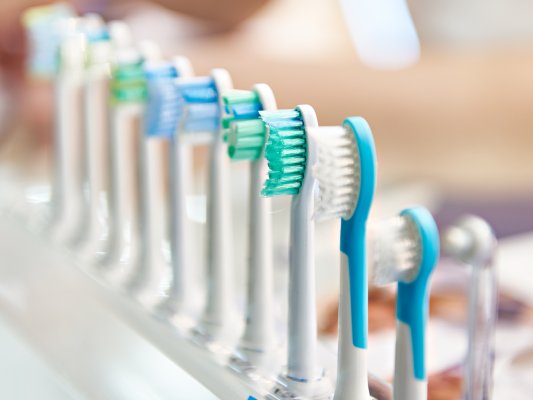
339;116;377;350
396;206;440;380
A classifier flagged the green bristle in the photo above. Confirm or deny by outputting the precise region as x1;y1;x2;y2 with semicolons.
110;60;147;104
260;109;307;197
228;119;266;160
223;90;266;161
223;90;259;105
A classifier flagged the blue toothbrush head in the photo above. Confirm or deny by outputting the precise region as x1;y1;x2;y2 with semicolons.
399;207;440;285
176;76;220;133
311;117;377;350
22;3;76;77
397;206;439;380
371;206;439;380
144;61;180;138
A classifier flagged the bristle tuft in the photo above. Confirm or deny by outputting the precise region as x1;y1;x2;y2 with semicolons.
111;59;147;103
176;77;220;132
223;90;265;160
311;126;360;221
260;109;306;197
145;63;180;137
370;216;421;286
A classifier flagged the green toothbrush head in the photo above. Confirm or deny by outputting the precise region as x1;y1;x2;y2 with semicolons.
223;90;265;161
110;56;147;104
260;109;307;197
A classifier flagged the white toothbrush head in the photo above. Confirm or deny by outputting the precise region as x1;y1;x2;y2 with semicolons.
370;214;422;286
442;215;496;266
310;125;361;221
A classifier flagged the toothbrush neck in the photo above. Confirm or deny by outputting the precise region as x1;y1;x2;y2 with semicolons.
340;218;368;350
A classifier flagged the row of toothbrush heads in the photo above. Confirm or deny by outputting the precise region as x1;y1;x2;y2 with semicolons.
15;4;498;400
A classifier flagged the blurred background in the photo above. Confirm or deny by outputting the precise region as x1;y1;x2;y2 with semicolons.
0;0;532;399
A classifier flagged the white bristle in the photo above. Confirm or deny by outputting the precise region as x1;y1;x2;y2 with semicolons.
310;126;360;221
369;215;421;286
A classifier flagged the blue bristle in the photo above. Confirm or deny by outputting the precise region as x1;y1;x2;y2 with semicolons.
144;62;181;138
176;76;220;133
176;77;218;103
183;103;220;132
24;5;75;77
85;29;110;43
225;101;261;121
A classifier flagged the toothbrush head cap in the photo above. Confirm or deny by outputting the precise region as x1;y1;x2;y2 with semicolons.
442;215;496;266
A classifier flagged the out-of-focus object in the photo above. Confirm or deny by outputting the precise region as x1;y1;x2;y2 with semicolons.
100;40;145;277
223;85;277;371
77;15;112;259
177;69;236;345
372;207;440;400
338;0;420;69
50;31;87;243
127;41;171;305
21;4;83;234
309;117;377;400
443;215;498;400
164;56;197;319
22;3;75;78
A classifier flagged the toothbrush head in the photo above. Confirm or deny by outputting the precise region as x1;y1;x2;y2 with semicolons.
108;20;132;50
309;117;376;226
110;52;147;104
144;62;180;138
223;84;276;161
311;125;360;221
22;3;76;77
371;207;439;287
442;215;496;266
176;76;220;133
259;108;308;196
80;14;109;43
81;16;112;67
223;90;264;160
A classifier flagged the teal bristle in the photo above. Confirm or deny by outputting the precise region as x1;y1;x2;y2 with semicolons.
223;90;266;160
260;109;307;197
